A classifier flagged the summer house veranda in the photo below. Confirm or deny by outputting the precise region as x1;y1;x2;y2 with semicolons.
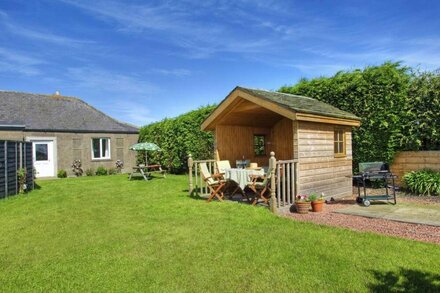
188;86;360;209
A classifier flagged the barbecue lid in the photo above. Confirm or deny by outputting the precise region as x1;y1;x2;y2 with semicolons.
359;162;389;173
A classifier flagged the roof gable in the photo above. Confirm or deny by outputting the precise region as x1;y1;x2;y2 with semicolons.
0;91;139;133
201;86;360;130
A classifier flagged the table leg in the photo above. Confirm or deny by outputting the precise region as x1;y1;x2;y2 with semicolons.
140;169;148;181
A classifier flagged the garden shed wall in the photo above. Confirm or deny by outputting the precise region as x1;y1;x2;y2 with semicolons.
296;121;353;198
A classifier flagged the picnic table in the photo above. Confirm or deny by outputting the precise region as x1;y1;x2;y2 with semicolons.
129;165;166;181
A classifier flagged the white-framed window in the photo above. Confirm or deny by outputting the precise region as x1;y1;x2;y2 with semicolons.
91;138;111;160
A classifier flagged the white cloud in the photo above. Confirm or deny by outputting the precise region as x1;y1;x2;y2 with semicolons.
149;68;191;77
63;66;158;126
66;66;157;95
59;0;284;58
101;100;156;127
0;47;45;76
0;10;93;47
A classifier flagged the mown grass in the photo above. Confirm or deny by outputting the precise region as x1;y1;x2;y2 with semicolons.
0;175;439;292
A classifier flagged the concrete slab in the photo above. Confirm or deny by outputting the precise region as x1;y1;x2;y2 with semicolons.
335;203;440;227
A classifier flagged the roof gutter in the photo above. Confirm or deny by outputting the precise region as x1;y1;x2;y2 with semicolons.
23;128;139;134
0;124;26;130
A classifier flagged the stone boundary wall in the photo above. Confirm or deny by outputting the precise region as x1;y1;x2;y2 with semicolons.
391;151;440;184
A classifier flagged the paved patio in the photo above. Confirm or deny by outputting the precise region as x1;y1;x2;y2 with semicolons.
335;202;440;227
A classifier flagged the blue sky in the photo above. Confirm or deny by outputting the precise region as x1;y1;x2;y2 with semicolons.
1;0;439;126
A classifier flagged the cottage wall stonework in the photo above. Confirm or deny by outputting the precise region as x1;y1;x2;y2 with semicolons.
0;130;138;176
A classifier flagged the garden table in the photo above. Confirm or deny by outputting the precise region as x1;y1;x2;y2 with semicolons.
224;168;265;190
129;165;166;181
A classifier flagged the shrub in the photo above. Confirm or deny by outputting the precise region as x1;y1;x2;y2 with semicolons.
57;169;67;178
139;105;216;173
95;166;108;176
71;160;83;177
403;169;440;196
108;167;117;175
85;168;94;176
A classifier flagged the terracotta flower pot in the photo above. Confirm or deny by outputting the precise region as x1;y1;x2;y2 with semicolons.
311;199;325;212
295;201;310;214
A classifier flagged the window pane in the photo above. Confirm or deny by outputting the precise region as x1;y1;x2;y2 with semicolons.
92;139;100;158
334;142;339;154
254;135;266;156
102;139;109;158
35;144;48;161
339;142;344;154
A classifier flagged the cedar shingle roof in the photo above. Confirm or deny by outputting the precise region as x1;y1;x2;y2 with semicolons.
237;87;360;121
0;91;138;133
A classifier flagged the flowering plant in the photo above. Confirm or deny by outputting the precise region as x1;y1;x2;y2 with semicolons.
296;192;325;202
295;194;310;202
71;160;83;177
115;160;124;173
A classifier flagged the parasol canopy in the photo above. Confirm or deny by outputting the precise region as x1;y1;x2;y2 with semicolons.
129;142;161;165
129;142;161;151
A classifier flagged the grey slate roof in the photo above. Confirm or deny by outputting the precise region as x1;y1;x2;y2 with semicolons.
0;91;139;133
237;86;360;121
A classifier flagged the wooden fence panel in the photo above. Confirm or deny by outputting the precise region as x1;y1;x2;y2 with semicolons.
0;140;34;199
0;142;5;198
6;141;18;196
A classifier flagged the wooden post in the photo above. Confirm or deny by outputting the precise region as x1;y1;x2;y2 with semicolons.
215;149;220;161
188;154;193;195
269;151;277;214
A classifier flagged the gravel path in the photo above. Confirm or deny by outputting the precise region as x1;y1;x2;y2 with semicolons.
282;196;440;245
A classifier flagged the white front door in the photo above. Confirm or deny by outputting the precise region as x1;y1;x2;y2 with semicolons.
32;141;55;177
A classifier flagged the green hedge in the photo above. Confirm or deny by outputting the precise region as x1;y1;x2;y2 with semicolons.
403;169;440;196
280;62;440;170
139;105;216;173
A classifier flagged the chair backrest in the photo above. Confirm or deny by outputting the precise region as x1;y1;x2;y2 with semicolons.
200;163;215;185
261;167;274;186
216;160;231;174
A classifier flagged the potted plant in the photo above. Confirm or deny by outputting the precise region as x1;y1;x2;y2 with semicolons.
309;193;325;212
17;168;27;194
295;195;310;214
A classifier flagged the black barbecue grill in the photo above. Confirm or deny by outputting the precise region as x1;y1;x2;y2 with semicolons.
353;162;397;207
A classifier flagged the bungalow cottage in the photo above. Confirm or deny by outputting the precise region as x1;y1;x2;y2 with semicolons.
200;86;361;199
0;91;139;177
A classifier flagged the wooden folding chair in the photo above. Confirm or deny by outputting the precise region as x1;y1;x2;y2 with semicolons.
246;167;273;206
215;160;231;174
200;163;226;202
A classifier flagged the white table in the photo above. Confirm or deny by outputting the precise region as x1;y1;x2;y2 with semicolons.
224;168;265;190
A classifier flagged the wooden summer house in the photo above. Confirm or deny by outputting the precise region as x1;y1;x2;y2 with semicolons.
201;86;361;199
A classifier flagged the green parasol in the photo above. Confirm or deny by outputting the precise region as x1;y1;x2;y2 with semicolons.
129;142;161;165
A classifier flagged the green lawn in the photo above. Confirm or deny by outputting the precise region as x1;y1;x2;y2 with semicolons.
0;175;439;292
